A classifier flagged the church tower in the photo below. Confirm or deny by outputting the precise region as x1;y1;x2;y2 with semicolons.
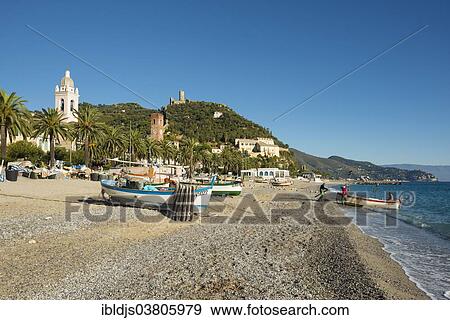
55;70;79;122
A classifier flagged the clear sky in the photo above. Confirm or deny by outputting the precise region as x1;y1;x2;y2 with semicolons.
1;0;449;165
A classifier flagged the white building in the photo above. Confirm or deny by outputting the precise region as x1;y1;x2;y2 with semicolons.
55;70;79;122
241;168;290;180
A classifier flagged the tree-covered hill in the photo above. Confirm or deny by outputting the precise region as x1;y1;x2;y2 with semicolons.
85;101;287;147
163;101;287;147
80;102;156;133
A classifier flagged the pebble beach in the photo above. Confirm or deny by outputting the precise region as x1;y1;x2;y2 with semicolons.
0;178;428;299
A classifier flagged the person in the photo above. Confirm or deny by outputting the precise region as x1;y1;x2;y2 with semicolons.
340;184;348;204
387;192;395;201
317;183;329;201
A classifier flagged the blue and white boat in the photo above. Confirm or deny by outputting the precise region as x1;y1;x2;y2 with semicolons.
100;176;216;214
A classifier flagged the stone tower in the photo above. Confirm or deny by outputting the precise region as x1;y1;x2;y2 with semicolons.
179;90;185;103
55;70;79;122
150;112;165;141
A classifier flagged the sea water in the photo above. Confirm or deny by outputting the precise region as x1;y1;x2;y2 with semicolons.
340;182;450;300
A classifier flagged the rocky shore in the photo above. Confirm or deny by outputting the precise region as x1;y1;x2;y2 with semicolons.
0;178;428;299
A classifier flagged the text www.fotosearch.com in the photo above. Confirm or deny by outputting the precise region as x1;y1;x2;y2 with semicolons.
101;303;350;318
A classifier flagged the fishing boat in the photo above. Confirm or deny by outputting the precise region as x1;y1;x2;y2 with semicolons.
271;177;293;187
181;179;242;196
101;176;216;214
338;193;400;210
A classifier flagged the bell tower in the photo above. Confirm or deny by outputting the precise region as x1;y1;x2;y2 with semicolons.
55;70;79;122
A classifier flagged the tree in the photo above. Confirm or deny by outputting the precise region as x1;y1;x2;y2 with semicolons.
0;90;30;162
102;126;126;159
180;137;198;178
160;138;176;164
33;108;69;167
129;129;146;161
74;106;104;167
6;140;45;163
146;137;162;163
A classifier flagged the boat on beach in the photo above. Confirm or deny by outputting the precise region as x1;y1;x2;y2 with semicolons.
101;176;216;214
338;192;401;210
181;179;242;196
271;177;293;187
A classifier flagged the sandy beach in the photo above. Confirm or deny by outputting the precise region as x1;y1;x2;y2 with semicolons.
0;177;428;299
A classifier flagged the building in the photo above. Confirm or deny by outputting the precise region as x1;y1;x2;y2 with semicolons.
169;90;186;105
235;138;258;154
241;168;290;180
213;111;223;118
255;141;280;157
55;70;79;123
235;137;280;157
150;112;165;141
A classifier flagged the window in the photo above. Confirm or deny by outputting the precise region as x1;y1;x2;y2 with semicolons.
259;171;263;176
60;99;65;111
270;171;274;176
264;171;268;176
70;100;74;111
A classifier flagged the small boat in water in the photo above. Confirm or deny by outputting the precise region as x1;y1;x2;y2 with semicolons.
101;176;216;214
338;193;400;210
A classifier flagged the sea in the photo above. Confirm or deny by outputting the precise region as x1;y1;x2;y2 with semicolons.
334;182;450;300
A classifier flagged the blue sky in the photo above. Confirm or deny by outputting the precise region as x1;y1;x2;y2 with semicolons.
1;0;449;165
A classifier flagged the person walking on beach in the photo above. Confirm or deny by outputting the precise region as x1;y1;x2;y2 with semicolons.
316;183;329;201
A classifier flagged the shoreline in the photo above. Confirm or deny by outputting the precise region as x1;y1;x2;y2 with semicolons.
0;178;427;299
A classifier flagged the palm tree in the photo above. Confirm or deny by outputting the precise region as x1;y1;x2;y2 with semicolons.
160;138;176;164
73;106;104;167
33;108;69;167
146;137;162;163
180;137;198;178
129;129;146;161
102;126;126;158
0;90;30;162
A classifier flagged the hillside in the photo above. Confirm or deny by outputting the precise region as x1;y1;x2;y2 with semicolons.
86;101;287;147
80;102;156;133
383;164;450;182
163;101;287;146
291;148;436;181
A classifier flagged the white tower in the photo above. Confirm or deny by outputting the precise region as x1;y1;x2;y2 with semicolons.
55;70;79;122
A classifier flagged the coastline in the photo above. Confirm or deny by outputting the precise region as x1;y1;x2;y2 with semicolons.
0;178;427;299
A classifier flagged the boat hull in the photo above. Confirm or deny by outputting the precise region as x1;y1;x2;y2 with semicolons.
341;193;400;210
181;181;242;196
101;180;213;214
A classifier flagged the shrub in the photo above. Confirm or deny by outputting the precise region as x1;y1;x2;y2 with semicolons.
6;140;45;163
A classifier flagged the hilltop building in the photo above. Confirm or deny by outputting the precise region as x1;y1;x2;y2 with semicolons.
150;112;166;141
55;70;79;122
169;90;186;105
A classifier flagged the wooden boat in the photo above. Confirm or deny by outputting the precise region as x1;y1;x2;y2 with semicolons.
271;178;293;187
181;179;242;196
339;193;400;210
254;177;268;183
101;177;216;214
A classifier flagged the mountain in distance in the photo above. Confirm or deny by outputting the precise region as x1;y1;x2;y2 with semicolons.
383;164;450;182
290;148;436;181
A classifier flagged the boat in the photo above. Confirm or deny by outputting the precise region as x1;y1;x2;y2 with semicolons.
271;177;293;187
338;193;400;210
181;179;242;196
101;176;216;214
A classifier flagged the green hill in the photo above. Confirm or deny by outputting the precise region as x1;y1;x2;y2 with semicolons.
85;101;287;147
163;101;286;146
291;148;436;181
